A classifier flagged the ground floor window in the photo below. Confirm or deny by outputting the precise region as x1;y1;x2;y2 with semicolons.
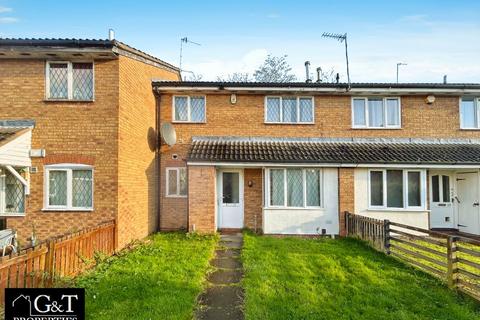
369;169;425;210
44;164;93;210
267;168;322;208
166;167;187;197
0;168;25;214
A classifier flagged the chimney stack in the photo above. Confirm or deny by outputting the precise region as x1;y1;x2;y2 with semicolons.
109;29;115;41
336;73;340;84
443;75;447;84
316;67;322;83
305;61;312;83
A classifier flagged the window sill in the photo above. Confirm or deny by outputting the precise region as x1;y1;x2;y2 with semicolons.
165;195;188;198
172;121;206;124
0;213;25;217
44;99;95;103
42;208;93;212
264;122;315;125
367;208;429;213
460;128;480;131
263;207;324;211
352;127;402;130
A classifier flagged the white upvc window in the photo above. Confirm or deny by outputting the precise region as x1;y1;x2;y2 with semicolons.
46;61;94;101
460;98;480;129
368;169;426;210
0;168;26;216
266;168;322;208
172;96;206;123
265;96;314;124
44;164;94;211
166;167;187;197
352;97;401;128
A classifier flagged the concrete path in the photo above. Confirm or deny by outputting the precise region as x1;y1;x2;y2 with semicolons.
196;234;244;320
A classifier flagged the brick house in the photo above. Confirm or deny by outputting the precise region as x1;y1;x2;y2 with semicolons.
0;38;180;248
152;81;480;236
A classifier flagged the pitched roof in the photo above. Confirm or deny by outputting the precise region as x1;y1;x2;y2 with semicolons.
188;137;480;165
0;127;30;148
0;38;179;72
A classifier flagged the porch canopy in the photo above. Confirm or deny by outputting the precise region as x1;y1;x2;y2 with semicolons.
187;136;480;167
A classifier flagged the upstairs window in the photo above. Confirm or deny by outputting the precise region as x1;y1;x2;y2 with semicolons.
46;62;94;100
369;169;425;210
352;97;401;128
265;97;314;124
44;164;93;210
173;96;206;123
460;98;480;129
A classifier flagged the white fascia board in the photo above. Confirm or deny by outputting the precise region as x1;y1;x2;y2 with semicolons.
187;161;480;169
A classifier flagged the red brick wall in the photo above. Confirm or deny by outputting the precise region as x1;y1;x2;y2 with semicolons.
117;55;179;248
244;169;263;232
0;59;119;244
188;166;216;233
338;168;355;236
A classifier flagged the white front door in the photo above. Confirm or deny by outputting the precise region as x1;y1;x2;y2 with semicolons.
218;169;244;229
457;172;480;235
429;171;455;229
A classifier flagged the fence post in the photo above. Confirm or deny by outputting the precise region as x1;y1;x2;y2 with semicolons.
447;236;458;289
44;240;55;287
383;219;390;255
344;211;349;236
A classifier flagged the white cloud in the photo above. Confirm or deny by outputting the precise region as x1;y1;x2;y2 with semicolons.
0;6;12;13
266;13;280;19
0;17;18;24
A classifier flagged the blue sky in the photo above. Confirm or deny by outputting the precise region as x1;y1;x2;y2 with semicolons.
1;0;479;82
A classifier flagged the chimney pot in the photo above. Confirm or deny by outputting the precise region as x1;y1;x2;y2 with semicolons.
304;61;312;83
109;29;115;41
443;75;447;84
316;67;322;83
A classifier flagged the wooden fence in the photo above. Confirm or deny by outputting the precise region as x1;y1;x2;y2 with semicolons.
345;212;480;301
0;220;115;304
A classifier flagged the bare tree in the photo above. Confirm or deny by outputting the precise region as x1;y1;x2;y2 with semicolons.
253;55;297;82
216;72;251;82
184;72;203;81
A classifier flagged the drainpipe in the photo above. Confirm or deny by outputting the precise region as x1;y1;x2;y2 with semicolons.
154;88;162;232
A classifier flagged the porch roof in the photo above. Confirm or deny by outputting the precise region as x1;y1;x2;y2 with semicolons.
188;137;480;166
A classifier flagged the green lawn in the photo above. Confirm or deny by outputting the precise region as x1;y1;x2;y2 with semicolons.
242;233;480;320
75;233;217;320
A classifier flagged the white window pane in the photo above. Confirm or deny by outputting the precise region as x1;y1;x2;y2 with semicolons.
174;97;188;121
223;172;239;204
386;99;400;126
270;169;284;206
5;171;25;213
168;169;177;195
387;170;403;208
49;63;68;99
179;168;187;196
287;169;303;207
306;169;321;206
299;98;313;122
353;99;366;126
368;99;384;127
460;99;477;128
370;171;383;206
282;98;297;123
72;170;93;208
72;63;93;100
190;97;205;122
49;171;67;206
407;172;421;207
442;175;450;203
266;98;281;122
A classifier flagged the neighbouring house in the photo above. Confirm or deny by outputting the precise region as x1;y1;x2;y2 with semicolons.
153;81;480;236
0;38;180;248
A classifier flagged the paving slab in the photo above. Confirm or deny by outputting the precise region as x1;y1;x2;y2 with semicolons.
215;249;240;258
220;241;243;249
207;269;242;285
198;286;244;307
196;306;244;320
210;257;242;269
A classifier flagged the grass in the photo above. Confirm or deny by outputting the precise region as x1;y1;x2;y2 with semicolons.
242;233;480;320
75;232;217;320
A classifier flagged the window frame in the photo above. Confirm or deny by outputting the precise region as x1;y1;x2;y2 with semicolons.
43;164;94;211
45;61;95;101
367;168;426;211
264;96;315;124
459;97;480;130
351;97;401;129
0;170;26;216
265;168;323;209
166;167;187;198
172;95;207;123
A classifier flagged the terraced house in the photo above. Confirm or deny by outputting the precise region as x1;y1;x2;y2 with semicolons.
0;38;180;248
153;81;480;236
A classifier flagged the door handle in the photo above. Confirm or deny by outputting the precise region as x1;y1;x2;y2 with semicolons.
474;202;480;207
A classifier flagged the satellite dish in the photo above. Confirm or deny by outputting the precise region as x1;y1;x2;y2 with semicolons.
160;122;177;147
